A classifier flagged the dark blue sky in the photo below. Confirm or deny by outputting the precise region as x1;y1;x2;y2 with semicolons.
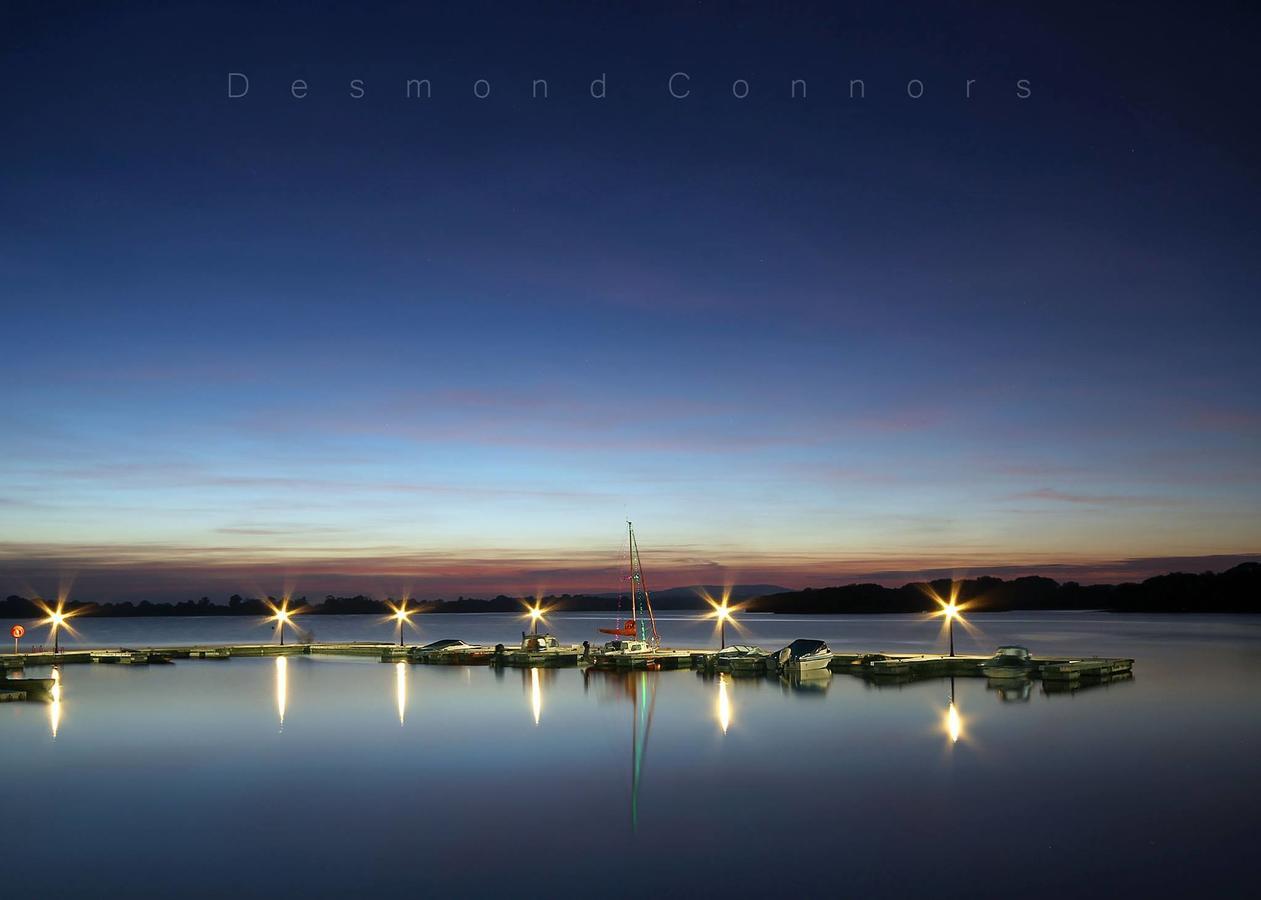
3;1;1259;600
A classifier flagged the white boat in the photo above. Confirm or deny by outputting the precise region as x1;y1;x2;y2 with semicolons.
715;645;770;675
770;639;833;674
520;632;561;652
511;632;579;666
980;645;1035;679
601;639;653;655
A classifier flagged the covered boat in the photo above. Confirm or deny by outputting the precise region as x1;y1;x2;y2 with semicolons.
714;645;769;675
770;639;833;674
980;645;1035;679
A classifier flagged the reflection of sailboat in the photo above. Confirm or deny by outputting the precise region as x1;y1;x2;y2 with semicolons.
597;522;660;651
275;656;288;731
585;669;657;832
629;671;656;832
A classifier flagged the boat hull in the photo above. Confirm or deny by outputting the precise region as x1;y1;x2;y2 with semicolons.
982;665;1032;680
787;653;833;673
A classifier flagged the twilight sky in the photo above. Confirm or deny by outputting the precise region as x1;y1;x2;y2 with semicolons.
2;2;1259;601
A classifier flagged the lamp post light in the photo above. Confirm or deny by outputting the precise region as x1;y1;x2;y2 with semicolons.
716;602;731;650
38;602;74;656
268;601;297;646
50;609;66;654
944;600;958;657
390;601;414;647
528;603;544;635
707;596;736;650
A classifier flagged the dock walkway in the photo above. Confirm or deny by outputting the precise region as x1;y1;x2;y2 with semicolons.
2;640;1133;691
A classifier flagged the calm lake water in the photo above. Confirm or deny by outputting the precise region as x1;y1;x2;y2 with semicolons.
3;612;1259;898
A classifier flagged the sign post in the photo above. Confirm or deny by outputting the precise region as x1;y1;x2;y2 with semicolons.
10;624;25;655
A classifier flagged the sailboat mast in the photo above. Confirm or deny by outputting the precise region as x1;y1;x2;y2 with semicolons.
627;520;636;635
627;522;659;646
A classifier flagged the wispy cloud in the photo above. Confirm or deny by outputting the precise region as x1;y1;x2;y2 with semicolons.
1006;487;1178;508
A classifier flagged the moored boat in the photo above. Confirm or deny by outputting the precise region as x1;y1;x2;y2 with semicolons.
769;639;833;674
509;632;580;667
715;645;769;675
592;638;658;669
410;639;495;665
592;522;661;668
980;645;1035;679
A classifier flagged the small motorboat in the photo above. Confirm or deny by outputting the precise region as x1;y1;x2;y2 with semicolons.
770;639;833;674
510;632;580;667
415;639;472;654
410;639;495;665
592;639;659;669
520;632;561;652
714;645;769;675
980;645;1036;679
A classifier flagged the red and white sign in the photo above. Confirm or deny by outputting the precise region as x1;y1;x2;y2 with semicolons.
9;625;24;639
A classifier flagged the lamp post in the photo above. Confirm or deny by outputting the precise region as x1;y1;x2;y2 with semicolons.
708;597;735;650
528;603;544;635
944;601;957;657
268;602;295;646
390;601;414;646
50;610;65;654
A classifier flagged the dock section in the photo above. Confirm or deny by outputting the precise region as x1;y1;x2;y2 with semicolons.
2;641;1134;697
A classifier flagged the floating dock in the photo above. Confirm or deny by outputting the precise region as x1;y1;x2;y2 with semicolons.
2;639;1133;692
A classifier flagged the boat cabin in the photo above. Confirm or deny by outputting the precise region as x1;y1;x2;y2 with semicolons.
520;633;561;652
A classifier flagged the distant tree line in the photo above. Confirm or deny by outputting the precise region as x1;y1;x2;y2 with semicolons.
1;562;1257;619
742;562;1260;614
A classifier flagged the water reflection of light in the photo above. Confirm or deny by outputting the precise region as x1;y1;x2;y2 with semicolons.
717;673;731;734
49;668;62;740
275;656;288;731
395;661;407;726
946;701;962;744
530;667;542;725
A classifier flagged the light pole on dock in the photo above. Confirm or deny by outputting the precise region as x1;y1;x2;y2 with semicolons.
267;600;298;646
707;596;735;650
945;601;957;657
37;600;75;655
389;601;414;647
527;602;544;635
51;610;65;654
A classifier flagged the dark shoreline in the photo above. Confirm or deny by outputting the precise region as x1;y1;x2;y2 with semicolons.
5;562;1257;618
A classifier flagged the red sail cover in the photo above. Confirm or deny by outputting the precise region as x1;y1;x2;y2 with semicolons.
598;620;637;637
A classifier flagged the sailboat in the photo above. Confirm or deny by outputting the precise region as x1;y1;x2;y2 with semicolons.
593;522;660;666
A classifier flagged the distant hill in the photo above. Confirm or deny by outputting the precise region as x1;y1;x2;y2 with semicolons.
742;562;1261;614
